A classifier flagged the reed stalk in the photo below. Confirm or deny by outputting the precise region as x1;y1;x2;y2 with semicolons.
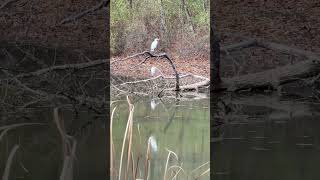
2;145;19;180
118;96;134;180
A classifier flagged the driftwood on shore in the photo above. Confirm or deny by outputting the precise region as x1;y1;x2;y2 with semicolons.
219;58;320;91
0;43;108;115
111;51;211;93
213;38;320;92
111;36;320;93
111;51;181;91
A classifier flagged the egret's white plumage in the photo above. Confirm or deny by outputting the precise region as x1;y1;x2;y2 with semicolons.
150;99;157;110
150;66;157;76
148;135;158;153
150;66;164;77
150;38;160;52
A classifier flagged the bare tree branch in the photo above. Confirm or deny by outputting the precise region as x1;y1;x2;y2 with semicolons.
60;0;110;25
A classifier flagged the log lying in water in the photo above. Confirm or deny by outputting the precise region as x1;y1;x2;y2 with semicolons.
217;59;320;91
214;38;320;92
226;94;320;118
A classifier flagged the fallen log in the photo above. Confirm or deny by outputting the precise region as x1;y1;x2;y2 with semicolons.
213;38;320;92
217;59;320;91
166;74;209;91
226;94;320;118
112;51;180;91
221;39;257;54
256;41;319;60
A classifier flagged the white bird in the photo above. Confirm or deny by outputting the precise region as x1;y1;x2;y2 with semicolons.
150;98;161;110
150;38;160;52
150;66;157;76
150;66;164;77
148;135;158;153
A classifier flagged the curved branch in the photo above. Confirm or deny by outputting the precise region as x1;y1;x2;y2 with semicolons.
112;51;180;91
2;59;108;80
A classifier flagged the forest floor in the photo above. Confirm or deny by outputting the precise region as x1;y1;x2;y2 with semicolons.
2;0;320;80
113;1;320;79
0;0;108;52
111;48;210;79
216;0;320;77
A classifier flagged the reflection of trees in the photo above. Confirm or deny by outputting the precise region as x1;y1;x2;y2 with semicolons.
163;99;180;133
212;95;228;142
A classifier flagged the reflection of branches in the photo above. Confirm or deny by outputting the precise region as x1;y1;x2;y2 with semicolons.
163;99;180;132
112;72;209;98
54;108;77;180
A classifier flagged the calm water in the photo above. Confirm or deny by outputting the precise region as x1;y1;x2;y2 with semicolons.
4;93;317;180
0;108;107;180
112;96;210;180
213;94;320;180
0;96;209;180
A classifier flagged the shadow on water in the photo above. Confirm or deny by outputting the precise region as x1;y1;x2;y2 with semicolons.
212;93;320;180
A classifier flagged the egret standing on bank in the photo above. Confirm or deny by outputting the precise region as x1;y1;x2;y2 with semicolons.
150;38;160;52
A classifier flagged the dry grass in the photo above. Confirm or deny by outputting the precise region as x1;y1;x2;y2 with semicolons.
0;122;45;180
2;144;19;180
53;107;77;180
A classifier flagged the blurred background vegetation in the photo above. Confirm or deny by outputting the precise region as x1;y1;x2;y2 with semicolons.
111;0;209;56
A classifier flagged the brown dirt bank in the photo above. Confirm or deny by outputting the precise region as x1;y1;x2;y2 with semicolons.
215;0;320;77
0;0;109;52
111;52;210;79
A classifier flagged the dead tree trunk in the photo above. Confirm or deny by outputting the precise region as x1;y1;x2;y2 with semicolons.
181;0;195;35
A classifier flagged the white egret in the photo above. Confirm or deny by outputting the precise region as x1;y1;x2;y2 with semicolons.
150;66;164;77
148;135;158;153
150;66;157;76
150;38;160;52
150;99;160;110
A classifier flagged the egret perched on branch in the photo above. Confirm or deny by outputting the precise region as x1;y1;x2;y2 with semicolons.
150;38;160;52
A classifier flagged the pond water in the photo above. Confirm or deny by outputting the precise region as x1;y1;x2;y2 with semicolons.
0;108;107;180
0;96;209;180
213;94;320;180
111;96;210;180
